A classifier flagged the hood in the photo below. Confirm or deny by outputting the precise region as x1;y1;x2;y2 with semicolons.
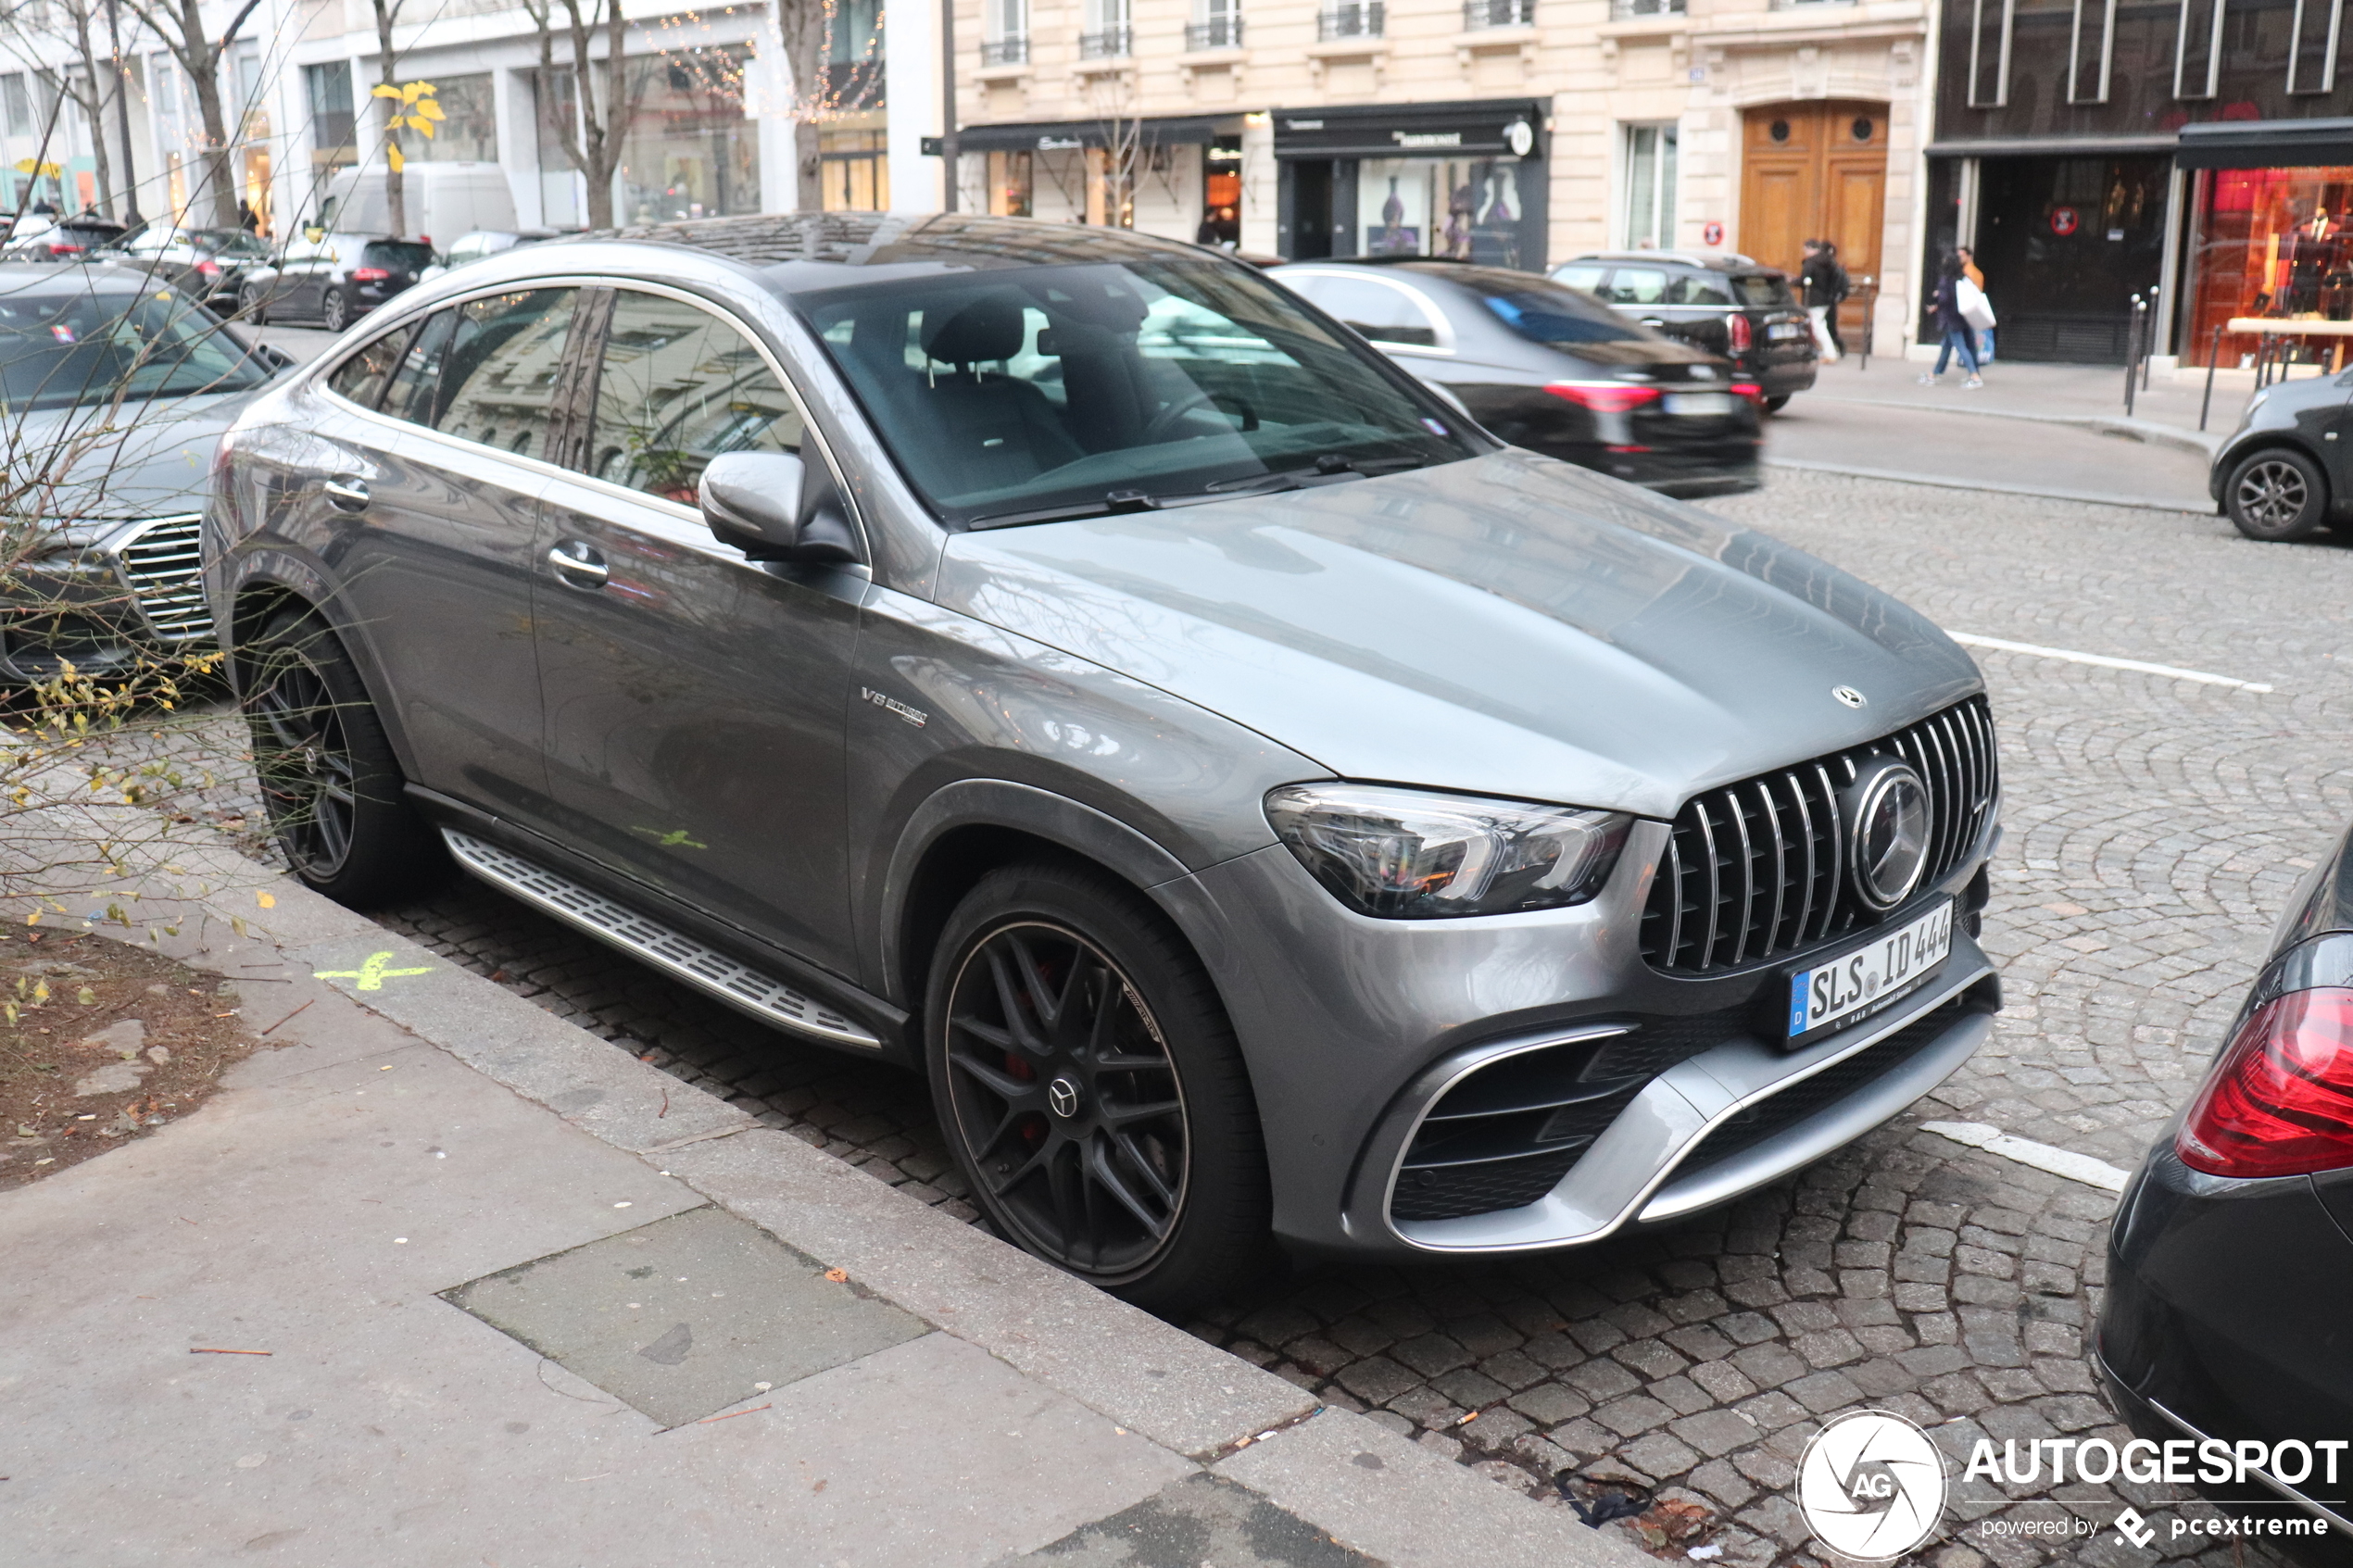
3;389;258;524
935;450;1982;819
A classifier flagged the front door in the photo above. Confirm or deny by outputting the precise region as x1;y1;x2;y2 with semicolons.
533;285;863;975
1740;103;1886;345
308;287;580;822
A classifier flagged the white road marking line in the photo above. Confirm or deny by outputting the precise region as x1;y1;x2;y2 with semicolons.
1920;1120;2133;1193
1947;632;2274;694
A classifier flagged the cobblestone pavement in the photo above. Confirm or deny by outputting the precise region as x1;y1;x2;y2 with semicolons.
239;469;2353;1567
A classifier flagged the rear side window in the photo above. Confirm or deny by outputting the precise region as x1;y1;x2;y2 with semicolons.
1286;273;1441;347
1734;274;1795;308
1598;268;1667;305
433;289;577;460
1666;272;1735;307
1551;264;1605;293
585;290;803;504
361;240;434;272
1478;283;1642;345
325;325;414;409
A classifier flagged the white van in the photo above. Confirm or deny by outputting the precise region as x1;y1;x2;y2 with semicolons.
315;162;518;247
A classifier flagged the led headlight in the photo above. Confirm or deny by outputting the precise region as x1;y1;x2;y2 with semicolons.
1265;783;1632;919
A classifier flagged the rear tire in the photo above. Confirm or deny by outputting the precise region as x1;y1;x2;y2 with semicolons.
239;284;267;326
2225;447;2330;541
320;288;349;332
925;859;1274;1316
238;608;448;905
1763;395;1792;413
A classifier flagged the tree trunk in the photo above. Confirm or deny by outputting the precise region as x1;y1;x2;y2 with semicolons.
184;56;240;231
373;0;404;236
794;120;821;213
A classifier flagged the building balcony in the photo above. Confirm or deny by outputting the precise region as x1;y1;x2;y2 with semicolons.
1318;1;1383;39
1186;15;1244;47
1464;0;1533;24
1079;24;1134;56
980;35;1030;64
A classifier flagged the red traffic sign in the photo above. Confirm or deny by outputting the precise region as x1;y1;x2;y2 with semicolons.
2050;206;2080;236
1702;220;1724;246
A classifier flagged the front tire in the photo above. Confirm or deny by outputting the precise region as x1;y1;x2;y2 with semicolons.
320;288;349;332
2225;447;2329;541
238;608;447;904
239;284;268;326
925;860;1272;1315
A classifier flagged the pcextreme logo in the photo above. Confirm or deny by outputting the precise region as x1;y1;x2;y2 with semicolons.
1797;1410;1948;1561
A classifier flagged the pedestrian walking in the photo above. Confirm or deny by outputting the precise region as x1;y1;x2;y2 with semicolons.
1800;238;1846;363
1919;258;1984;388
1957;245;1994;362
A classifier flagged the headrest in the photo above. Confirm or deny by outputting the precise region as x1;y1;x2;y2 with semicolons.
922;295;1026;366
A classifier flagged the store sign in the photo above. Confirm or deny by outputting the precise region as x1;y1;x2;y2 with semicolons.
2050;206;2080;236
1038;136;1084;151
1703;220;1725;245
1395;132;1464;148
1505;119;1535;157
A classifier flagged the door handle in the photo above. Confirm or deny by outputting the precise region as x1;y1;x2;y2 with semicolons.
547;539;609;588
322;477;369;511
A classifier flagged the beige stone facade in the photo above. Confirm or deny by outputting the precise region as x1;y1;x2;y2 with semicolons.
949;0;1933;348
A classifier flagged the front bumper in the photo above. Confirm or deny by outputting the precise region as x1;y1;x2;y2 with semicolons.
0;515;216;683
1168;811;1999;1260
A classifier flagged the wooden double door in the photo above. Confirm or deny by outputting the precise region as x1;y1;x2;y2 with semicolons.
1740;101;1886;345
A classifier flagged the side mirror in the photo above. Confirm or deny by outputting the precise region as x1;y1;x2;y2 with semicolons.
698;451;860;564
260;344;295;370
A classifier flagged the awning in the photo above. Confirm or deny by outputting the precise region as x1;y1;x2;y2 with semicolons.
1272;99;1546;160
952;115;1246;155
2176;117;2353;169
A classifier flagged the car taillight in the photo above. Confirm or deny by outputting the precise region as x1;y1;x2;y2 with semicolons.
1727;312;1753;352
1545;382;1661;414
2177;986;2353;1178
352;267;390;282
1731;383;1763;401
196;258;222;277
52;243;82;256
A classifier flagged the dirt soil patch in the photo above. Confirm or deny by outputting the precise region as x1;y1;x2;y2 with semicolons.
1;928;266;1188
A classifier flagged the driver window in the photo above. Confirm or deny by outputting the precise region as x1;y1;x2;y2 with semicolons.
1287;274;1441;347
586;291;804;505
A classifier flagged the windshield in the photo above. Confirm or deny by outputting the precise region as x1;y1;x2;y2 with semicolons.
798;257;1476;528
1479;282;1646;345
0;285;273;412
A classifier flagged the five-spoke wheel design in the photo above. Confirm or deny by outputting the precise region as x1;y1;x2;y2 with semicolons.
941;920;1190;1281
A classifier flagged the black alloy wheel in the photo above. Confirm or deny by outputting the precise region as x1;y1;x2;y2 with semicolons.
926;862;1271;1313
320;287;349;332
239;608;446;904
2226;447;2329;542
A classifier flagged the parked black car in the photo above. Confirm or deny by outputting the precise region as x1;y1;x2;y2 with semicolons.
1551;252;1818;411
102;225;271;310
1277;259;1760;497
2098;814;2353;1562
2208;370;2353;542
238;233;434;331
2;216;128;263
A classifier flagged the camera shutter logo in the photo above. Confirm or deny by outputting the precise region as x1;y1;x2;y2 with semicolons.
1797;1410;1947;1561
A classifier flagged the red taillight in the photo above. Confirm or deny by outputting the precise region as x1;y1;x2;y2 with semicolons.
1545;382;1661;414
2178;987;2353;1178
1731;383;1763;401
196;258;222;277
51;243;82;256
352;267;390;282
1727;312;1752;352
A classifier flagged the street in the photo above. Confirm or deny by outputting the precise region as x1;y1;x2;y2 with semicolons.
332;463;2350;1567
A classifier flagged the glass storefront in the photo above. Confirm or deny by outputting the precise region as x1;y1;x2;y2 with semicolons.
431;73;498;164
617;44;760;224
1354;157;1532;263
1275;101;1547;270
2183;166;2353;368
820;119;889;211
986;148;1032;217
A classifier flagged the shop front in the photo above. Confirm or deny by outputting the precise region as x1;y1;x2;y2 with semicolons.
1273;99;1547;270
951;115;1246;245
2176;120;2353;370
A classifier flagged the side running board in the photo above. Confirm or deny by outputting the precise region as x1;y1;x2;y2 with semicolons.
441;829;883;1050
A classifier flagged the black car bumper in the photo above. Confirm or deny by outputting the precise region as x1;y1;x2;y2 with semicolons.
1569;441;1762;498
2098;1142;2353;1562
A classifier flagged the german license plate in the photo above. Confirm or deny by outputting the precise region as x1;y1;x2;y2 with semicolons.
1768;322;1806;340
1785;899;1954;1043
1665;392;1734;418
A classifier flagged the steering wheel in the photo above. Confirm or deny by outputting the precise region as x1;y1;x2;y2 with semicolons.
1140;389;1258;443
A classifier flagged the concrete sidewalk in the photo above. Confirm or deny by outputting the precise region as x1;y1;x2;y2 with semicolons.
0;851;1654;1568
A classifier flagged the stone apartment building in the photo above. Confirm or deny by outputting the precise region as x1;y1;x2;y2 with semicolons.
944;0;1939;348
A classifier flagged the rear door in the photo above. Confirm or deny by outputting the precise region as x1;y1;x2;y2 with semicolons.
532;285;865;973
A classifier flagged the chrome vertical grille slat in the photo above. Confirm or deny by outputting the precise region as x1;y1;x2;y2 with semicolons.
111;514;215;642
1640;696;1997;976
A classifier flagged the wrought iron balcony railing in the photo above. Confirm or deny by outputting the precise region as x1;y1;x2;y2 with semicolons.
1186;16;1243;47
1318;1;1383;38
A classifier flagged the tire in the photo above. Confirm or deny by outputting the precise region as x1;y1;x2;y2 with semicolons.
239;284;267;326
925;859;1273;1315
320;288;349;332
238;607;447;905
1763;395;1792;413
2225;447;2330;542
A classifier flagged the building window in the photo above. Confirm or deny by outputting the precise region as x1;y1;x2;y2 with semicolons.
1082;0;1134;57
1464;0;1532;25
1;73;30;137
825;0;885;110
305;62;355;161
620;45;760;223
1622;124;1677;248
984;0;1030;61
1189;0;1244;48
987;149;1032;215
532;68;580;225
429;72;498;164
1967;0;2014;106
2068;0;2115;101
1318;1;1385;38
821;129;888;210
2287;0;2342;92
2187;166;2353;363
1609;0;1683;16
2173;0;2223;98
1202;141;1240;243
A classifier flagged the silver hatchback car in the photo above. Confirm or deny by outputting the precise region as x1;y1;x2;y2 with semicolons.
206;214;2001;1311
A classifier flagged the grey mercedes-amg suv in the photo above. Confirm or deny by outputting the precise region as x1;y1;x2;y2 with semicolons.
205;213;2001;1311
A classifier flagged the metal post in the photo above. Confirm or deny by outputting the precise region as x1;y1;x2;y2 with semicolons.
2124;295;2142;417
2200;323;2222;431
1857;277;1875;371
939;0;960;211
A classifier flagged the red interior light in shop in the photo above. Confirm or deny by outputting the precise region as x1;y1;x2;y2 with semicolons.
1727;313;1753;352
351;267;390;282
2177;986;2353;1178
1545;382;1661;414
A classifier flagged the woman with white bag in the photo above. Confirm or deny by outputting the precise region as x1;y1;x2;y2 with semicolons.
1919;257;1988;388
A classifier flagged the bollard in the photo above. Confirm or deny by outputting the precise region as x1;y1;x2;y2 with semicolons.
2200;323;2223;431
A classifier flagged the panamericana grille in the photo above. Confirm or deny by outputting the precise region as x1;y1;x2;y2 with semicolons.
115;515;214;642
1640;696;1996;975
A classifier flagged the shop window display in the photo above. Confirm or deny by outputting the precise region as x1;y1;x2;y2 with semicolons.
1355;157;1535;267
2186;167;2353;368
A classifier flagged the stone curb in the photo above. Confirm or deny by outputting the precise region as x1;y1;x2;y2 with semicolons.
1796;394;2228;458
1760;457;2215;516
32;845;1652;1568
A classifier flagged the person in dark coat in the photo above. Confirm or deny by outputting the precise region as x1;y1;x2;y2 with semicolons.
1800;239;1845;361
1919;258;1982;388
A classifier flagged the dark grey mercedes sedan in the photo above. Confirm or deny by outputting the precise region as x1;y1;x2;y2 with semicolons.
205;214;2002;1311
